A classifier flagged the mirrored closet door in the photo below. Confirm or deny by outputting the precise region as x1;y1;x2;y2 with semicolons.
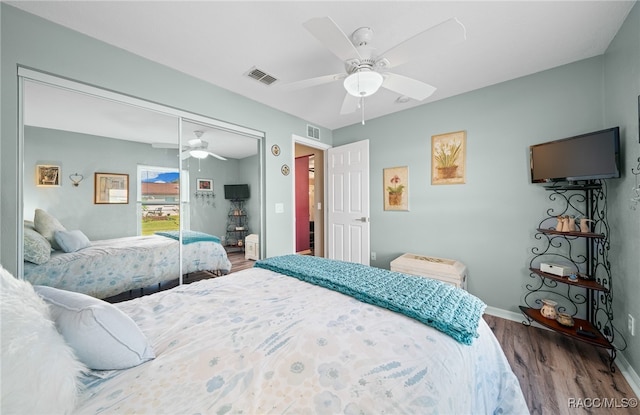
19;68;263;299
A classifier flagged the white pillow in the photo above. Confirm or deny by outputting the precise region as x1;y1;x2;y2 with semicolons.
34;209;67;250
24;226;52;264
34;285;155;370
1;265;86;415
54;230;91;253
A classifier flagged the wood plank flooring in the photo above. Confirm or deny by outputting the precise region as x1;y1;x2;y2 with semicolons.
484;314;638;414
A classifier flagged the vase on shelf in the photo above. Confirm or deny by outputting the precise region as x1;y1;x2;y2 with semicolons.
540;299;558;319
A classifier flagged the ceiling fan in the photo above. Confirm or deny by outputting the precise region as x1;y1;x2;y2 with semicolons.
284;16;466;117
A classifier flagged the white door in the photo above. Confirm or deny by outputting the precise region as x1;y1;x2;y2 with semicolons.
327;140;370;265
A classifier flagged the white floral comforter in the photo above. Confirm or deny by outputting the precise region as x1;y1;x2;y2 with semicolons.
75;267;529;414
23;235;231;299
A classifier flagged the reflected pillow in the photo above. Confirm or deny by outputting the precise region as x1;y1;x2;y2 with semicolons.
1;266;85;414
34;285;155;370
34;209;67;250
24;226;51;264
55;230;91;253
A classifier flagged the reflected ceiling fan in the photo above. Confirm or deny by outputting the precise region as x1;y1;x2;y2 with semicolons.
284;16;466;120
181;131;227;161
153;131;227;160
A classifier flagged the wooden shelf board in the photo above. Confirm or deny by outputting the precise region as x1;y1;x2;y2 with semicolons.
536;228;604;239
529;268;608;292
519;306;613;350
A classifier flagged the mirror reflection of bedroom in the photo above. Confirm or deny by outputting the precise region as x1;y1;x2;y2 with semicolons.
21;78;262;301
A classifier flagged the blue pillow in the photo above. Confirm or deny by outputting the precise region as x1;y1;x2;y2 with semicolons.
34;285;155;370
54;230;91;253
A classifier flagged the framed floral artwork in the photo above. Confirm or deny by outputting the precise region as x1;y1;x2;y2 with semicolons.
431;130;466;185
383;166;409;211
197;178;213;191
36;164;61;187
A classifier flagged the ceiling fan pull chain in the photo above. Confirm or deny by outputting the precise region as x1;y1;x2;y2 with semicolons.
361;97;365;125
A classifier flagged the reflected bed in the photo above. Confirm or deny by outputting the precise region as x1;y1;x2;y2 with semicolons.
23;234;231;299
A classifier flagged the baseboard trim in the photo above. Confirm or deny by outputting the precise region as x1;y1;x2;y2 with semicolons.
485;306;640;399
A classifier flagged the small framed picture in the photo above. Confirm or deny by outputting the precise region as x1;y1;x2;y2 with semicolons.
197;178;213;192
36;165;61;187
94;172;129;204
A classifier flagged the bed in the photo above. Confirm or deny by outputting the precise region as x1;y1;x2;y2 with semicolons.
6;255;529;414
23;233;232;299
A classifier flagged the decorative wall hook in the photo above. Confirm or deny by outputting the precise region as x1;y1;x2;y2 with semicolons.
69;173;84;187
631;157;640;210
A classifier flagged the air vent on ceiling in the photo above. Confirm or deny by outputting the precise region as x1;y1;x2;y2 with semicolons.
245;67;278;86
307;124;320;140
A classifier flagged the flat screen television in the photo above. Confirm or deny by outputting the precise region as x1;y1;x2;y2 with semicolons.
529;127;620;184
224;184;250;200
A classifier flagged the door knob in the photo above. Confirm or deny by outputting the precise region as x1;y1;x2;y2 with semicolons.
355;217;369;222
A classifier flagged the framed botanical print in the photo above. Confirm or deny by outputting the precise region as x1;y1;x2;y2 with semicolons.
383;166;409;211
431;130;466;185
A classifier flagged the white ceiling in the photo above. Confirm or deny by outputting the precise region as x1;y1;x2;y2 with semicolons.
9;1;635;131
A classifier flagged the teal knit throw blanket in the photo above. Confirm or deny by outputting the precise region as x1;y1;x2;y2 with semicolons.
254;255;486;345
155;230;221;245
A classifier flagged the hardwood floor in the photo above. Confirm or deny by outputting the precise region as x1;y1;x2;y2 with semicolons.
484;314;638;414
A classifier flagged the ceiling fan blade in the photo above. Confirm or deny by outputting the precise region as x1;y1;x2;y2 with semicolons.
340;93;360;115
279;73;346;91
151;142;179;149
382;73;436;101
379;18;466;69
180;151;191;160
303;16;362;62
188;138;203;146
207;152;227;161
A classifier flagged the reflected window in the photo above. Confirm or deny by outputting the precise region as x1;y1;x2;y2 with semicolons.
138;166;187;235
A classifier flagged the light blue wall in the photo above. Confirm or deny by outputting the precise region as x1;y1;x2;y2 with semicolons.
603;2;640;381
334;2;639;379
23;126;250;241
334;56;605;309
24;127;179;239
0;4;332;273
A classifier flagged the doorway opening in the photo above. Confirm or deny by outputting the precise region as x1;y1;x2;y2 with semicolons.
294;142;325;257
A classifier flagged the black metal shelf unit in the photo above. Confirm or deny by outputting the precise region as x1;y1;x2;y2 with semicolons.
521;180;616;371
225;199;249;252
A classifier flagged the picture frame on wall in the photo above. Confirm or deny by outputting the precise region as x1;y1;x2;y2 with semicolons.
383;166;409;211
431;130;466;185
94;172;129;204
197;178;213;191
36;165;61;187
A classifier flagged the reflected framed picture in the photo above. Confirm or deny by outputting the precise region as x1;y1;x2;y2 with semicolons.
383;166;409;211
431;130;466;185
36;165;61;187
197;178;213;192
94;172;129;204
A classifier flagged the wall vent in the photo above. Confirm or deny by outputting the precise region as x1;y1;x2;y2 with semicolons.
307;124;320;140
245;67;278;86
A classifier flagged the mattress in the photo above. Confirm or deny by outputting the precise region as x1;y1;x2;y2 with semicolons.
23;235;231;299
75;266;529;414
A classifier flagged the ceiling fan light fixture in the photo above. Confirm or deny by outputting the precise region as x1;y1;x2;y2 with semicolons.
190;149;209;159
343;70;383;97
